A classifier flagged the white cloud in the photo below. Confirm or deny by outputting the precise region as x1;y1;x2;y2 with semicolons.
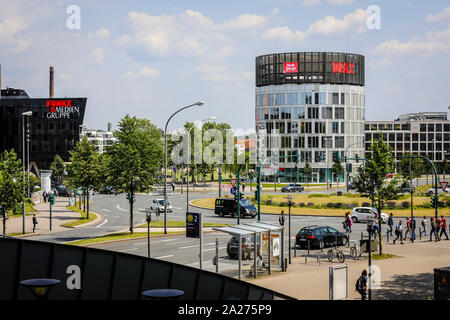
123;66;160;78
263;8;367;41
425;6;450;22
195;64;232;82
302;0;321;6
89;47;105;64
117;9;276;57
326;0;355;4
88;28;110;39
368;58;391;70
374;28;450;56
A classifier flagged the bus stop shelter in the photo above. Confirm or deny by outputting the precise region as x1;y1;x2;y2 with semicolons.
213;222;285;280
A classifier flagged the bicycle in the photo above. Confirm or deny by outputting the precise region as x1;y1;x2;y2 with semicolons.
327;242;345;263
349;240;363;260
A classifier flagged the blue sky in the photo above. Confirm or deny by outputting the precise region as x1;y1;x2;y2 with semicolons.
1;0;449;133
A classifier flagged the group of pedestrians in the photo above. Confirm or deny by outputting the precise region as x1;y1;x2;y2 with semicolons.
387;214;448;244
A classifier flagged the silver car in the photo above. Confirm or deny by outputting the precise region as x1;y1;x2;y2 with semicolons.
150;199;173;213
350;207;388;223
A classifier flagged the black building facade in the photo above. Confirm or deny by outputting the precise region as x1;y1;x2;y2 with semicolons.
0;88;86;172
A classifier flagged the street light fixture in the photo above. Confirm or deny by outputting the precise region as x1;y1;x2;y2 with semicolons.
164;101;205;234
146;211;152;258
21;111;32;234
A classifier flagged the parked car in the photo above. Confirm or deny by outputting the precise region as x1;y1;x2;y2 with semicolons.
426;188;448;196
99;186;115;194
55;185;69;197
347;181;356;190
350;207;388;223
296;226;348;249
150;199;173;213
281;183;304;193
215;198;257;218
226;235;255;260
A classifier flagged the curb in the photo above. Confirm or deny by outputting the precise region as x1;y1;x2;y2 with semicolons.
62;210;103;229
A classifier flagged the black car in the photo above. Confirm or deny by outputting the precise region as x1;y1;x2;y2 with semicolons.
281;184;304;193
55;185;69;197
226;235;255;260
296;225;348;249
215;198;256;218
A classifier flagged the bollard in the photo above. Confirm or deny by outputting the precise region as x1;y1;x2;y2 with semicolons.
419;227;422;240
317;253;320;265
284;258;288;272
294;243;297;257
361;232;363;240
307;241;310;255
305;253;308;264
347;234;350;247
386;230;389;242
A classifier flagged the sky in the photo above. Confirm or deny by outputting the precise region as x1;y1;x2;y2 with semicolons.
1;0;449;134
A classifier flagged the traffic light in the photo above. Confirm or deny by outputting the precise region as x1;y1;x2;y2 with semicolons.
254;190;259;199
333;152;340;162
126;192;136;203
355;154;359;163
431;196;436;208
292;150;299;163
49;194;55;206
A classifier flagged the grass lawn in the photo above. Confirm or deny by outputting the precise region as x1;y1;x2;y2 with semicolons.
66;231;184;246
135;220;231;228
8;202;37;218
372;253;397;260
61;206;98;227
190;196;450;217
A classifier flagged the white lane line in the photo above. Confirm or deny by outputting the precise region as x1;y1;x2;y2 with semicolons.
101;208;110;212
95;219;108;228
203;247;226;252
154;255;174;259
179;244;199;249
116;204;128;212
120;248;137;252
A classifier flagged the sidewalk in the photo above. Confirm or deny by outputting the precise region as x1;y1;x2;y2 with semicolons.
246;238;450;300
5;197;82;235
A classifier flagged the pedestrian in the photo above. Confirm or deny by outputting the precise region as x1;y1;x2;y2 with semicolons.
43;191;47;203
436;217;442;241
279;210;285;226
421;216;427;237
372;219;379;237
171;183;175;193
430;217;438;242
32;214;38;233
404;217;411;240
440;215;449;240
411;217;416;241
393;220;404;244
242;183;246;192
355;270;368;300
388;213;394;236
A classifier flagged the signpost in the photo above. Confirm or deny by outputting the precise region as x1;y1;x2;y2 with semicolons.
440;182;448;193
49;194;55;231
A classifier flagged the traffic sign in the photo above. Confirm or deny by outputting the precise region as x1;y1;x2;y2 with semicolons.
440;182;448;192
230;187;236;195
186;212;200;238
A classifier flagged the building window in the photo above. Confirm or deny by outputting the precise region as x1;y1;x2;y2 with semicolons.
428;133;434;141
287;92;298;105
275;122;285;134
436;123;442;131
270;107;279;119
428;124;434;132
420;133;426;141
420;124;426;132
394;123;401;131
401;123;410;130
308;107;319;119
420;143;426;151
315;151;326;163
301;93;312;104
444;124;450;132
315;122;326;134
281;107;291;119
412;143;418;151
341;122;345;134
332;93;339;105
396;133;403;141
332;122;339;134
322;137;332;148
308;137;319;148
293;107;305;119
335;107;344;119
335;136;344;148
340;93;345;105
275;93;285;105
322;107;333;119
404;133;410;141
268;94;274;106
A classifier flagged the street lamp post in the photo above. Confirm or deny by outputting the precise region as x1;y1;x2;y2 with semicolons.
366;221;373;301
186;116;215;215
284;195;293;264
165;102;205;234
146;211;152;258
21;111;32;234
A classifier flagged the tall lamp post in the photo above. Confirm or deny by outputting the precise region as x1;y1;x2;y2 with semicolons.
165;102;205;234
186;116;215;215
21;111;32;234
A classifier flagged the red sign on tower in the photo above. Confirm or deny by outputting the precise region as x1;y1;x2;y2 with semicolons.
283;62;298;73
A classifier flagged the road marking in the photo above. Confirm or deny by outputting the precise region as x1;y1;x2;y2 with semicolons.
116;204;128;212
154;255;174;259
203;247;226;252
120;248;137;252
101;209;110;212
95;219;108;228
179;244;199;249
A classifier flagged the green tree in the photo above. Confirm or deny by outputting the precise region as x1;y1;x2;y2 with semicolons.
303;161;312;183
354;136;399;255
398;153;424;186
105;115;163;234
50;154;66;185
0;149;25;215
67;136;101;220
332;159;344;188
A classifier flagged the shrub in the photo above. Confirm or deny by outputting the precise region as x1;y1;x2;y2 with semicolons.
298;202;305;207
308;193;330;198
265;199;272;205
362;202;371;207
307;202;314;207
387;202;397;209
345;204;353;209
401;201;410;209
279;202;287;207
446;200;450;207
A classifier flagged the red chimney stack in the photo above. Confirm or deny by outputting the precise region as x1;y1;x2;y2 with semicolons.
49;66;54;98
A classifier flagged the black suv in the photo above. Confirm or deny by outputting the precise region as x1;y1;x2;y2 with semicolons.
215;198;256;218
226;235;255;260
296;226;347;249
281;184;304;193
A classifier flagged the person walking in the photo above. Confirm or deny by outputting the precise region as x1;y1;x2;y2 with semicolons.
421;216;427;237
436;217;442;241
440;215;449;240
242;183;246;192
343;212;350;233
43;191;47;203
32;214;38;233
355;270;368;300
279;210;285;226
372;219;379;237
388;213;394;236
411;217;416;241
171;183;175;193
430;217;438;242
394;220;404;244
404;217;411;240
